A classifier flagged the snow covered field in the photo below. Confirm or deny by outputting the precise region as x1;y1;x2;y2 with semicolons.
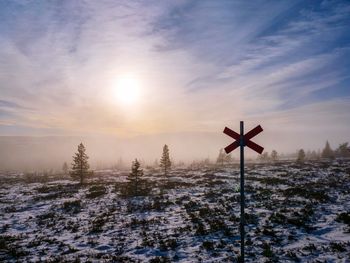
1;160;350;262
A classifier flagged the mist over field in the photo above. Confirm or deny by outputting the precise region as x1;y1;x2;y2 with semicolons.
0;134;224;171
0;129;347;171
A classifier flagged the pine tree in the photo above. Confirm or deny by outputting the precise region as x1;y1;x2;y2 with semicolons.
297;149;306;163
62;162;68;175
160;144;171;176
128;159;143;196
271;150;278;162
70;143;91;184
322;141;334;159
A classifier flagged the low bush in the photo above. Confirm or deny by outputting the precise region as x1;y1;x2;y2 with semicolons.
62;199;81;213
159;238;178;251
283;187;329;202
336;212;350;226
262;242;274;258
86;185;106;198
330;242;346;252
149;256;171;263
202;240;214;250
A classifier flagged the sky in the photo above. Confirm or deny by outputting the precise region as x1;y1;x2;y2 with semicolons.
0;0;350;162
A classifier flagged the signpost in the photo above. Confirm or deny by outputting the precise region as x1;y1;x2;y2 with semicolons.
223;121;263;263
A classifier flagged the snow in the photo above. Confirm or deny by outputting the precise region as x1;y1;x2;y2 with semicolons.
0;160;350;262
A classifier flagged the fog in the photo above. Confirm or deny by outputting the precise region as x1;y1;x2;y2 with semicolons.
0;126;347;171
1;133;224;172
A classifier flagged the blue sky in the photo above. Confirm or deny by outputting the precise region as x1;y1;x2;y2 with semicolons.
0;0;349;152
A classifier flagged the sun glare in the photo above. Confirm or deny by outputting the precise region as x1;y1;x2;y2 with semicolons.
113;75;140;106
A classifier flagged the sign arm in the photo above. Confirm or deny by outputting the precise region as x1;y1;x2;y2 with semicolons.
244;125;263;141
245;140;264;154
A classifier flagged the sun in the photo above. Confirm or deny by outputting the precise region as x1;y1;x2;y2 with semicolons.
113;75;141;106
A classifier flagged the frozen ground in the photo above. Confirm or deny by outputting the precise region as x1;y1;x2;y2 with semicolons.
1;160;350;262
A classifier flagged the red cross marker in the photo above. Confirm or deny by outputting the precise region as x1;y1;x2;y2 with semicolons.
223;125;264;154
222;121;264;263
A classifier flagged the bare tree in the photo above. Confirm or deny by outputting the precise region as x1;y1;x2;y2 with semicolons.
258;152;270;162
271;150;278;162
225;153;233;164
216;149;225;166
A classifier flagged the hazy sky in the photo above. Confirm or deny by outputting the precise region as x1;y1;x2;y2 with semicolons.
1;0;350;152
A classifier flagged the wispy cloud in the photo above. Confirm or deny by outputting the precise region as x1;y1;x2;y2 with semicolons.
0;0;349;150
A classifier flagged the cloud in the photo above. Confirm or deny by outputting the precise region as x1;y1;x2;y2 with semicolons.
0;0;349;153
0;99;28;109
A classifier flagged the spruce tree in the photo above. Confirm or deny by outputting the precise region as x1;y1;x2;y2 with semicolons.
322;141;334;159
297;149;306;163
128;159;143;196
62;162;68;175
335;142;350;158
70;143;91;184
160;144;171;176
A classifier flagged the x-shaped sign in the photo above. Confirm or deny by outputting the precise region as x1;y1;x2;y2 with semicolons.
223;125;264;154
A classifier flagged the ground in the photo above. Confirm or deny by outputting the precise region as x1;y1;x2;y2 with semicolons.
1;160;350;262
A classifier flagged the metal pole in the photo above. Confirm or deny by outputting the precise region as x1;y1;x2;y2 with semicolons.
240;121;245;263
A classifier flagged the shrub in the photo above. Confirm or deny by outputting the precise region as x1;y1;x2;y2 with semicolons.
195;223;207;236
202;240;214;250
90;214;108;233
86;185;106;198
208;218;227;233
62;199;81;213
330;242;346;252
336;212;350;226
36;212;59;227
37;211;56;220
262;242;273;258
0;235;28;258
0;236;8;250
283;187;329;202
270;212;286;224
159;238;178;251
4;206;16;213
149;256;171;263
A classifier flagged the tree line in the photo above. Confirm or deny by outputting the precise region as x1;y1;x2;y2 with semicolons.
64;140;349;187
215;140;350;165
296;141;350;163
